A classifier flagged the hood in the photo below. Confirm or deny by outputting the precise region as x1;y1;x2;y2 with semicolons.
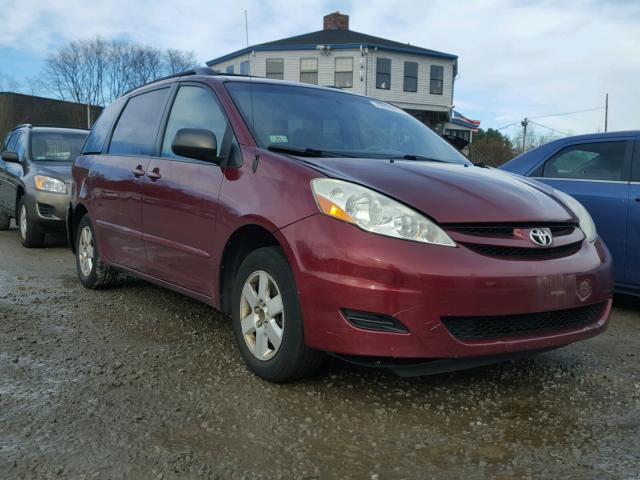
32;162;73;183
299;158;573;224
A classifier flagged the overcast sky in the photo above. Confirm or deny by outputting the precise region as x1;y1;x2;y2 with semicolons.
1;0;638;137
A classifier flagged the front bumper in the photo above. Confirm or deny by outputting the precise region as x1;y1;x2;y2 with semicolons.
278;214;613;360
27;188;71;229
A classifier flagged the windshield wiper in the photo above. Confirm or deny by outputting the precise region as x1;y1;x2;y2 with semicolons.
388;154;448;163
267;145;354;158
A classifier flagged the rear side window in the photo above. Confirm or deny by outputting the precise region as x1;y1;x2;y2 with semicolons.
109;88;170;156
542;141;629;181
82;98;125;154
161;86;232;159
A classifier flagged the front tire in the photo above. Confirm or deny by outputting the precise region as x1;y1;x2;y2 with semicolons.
18;197;45;248
231;247;324;382
76;215;117;289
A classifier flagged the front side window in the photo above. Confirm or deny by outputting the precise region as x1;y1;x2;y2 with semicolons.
334;57;353;88
240;60;250;75
161;85;232;160
542;141;629;182
109;88;170;156
225;81;469;165
300;58;318;85
3;132;18;152
226;65;235;74
266;58;284;80
430;65;444;95
404;61;418;92
376;58;391;90
30;131;87;162
83;98;125;155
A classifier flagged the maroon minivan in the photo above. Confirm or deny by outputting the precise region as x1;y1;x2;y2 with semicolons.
68;68;613;381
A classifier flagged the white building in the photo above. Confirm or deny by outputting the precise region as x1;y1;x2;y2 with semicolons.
207;12;471;135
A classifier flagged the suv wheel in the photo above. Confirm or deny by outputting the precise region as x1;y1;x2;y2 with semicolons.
0;211;10;230
76;215;117;289
18;197;45;248
231;247;324;382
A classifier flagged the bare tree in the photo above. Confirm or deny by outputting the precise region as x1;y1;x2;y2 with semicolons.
42;37;199;106
164;49;198;74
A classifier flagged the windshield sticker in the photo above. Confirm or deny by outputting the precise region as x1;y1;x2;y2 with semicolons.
369;100;402;113
269;135;289;144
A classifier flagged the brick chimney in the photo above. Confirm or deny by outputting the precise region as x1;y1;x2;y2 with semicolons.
323;11;349;30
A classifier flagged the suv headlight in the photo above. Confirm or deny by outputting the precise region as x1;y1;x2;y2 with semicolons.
554;190;597;242
311;178;456;246
34;175;66;194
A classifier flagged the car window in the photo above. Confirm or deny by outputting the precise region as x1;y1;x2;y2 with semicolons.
3;132;17;152
30;131;87;162
109;88;170;156
83;97;125;154
161;85;233;159
14;132;26;160
542;141;629;181
225;81;469;165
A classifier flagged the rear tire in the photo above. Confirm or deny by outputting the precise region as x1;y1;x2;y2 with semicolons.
76;214;117;289
18;197;45;248
231;247;324;382
0;211;10;230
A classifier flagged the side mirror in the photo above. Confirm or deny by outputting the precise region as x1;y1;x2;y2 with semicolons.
171;128;219;163
2;151;19;163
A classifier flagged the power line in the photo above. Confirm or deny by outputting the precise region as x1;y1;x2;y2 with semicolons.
529;120;572;136
529;106;604;120
495;122;518;131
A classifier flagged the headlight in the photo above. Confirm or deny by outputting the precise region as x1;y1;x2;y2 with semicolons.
554;190;597;242
311;178;456;246
34;175;66;194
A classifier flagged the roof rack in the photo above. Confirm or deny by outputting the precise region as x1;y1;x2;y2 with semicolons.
124;67;219;95
12;123;89;131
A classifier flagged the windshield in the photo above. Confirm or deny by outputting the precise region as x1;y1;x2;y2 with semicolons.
225;81;470;165
30;131;88;162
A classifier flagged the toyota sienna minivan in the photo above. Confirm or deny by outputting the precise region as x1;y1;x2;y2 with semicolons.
68;68;613;382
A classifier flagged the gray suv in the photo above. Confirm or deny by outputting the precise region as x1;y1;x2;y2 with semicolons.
0;125;88;247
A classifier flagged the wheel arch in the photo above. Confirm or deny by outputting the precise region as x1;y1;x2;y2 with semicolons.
68;203;88;254
218;223;289;314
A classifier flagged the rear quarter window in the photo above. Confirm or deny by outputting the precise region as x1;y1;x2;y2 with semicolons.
82;98;125;155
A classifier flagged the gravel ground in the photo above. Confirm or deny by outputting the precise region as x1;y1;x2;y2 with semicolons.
0;225;639;479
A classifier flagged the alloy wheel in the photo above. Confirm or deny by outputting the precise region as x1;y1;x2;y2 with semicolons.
239;270;285;361
78;226;94;277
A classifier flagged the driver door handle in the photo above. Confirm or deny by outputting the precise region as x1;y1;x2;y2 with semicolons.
147;168;162;181
132;165;145;177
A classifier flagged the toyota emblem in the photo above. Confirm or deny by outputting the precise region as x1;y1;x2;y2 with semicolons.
529;228;553;247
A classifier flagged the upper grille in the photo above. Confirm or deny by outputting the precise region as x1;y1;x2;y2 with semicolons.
463;241;582;260
447;223;576;238
442;302;606;340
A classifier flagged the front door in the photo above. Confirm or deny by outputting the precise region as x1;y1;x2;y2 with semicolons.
534;138;633;284
91;87;171;273
625;139;640;287
0;131;18;212
142;84;234;295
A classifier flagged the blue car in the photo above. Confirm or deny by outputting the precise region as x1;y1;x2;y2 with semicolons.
501;131;640;295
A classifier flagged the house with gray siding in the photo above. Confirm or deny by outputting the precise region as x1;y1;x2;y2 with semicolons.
206;12;469;135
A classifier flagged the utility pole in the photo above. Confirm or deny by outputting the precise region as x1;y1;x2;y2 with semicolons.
604;93;608;132
521;117;529;153
86;103;91;129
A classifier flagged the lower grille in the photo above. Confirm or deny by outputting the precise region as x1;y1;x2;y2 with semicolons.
463;241;582;260
37;203;55;217
442;302;606;340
